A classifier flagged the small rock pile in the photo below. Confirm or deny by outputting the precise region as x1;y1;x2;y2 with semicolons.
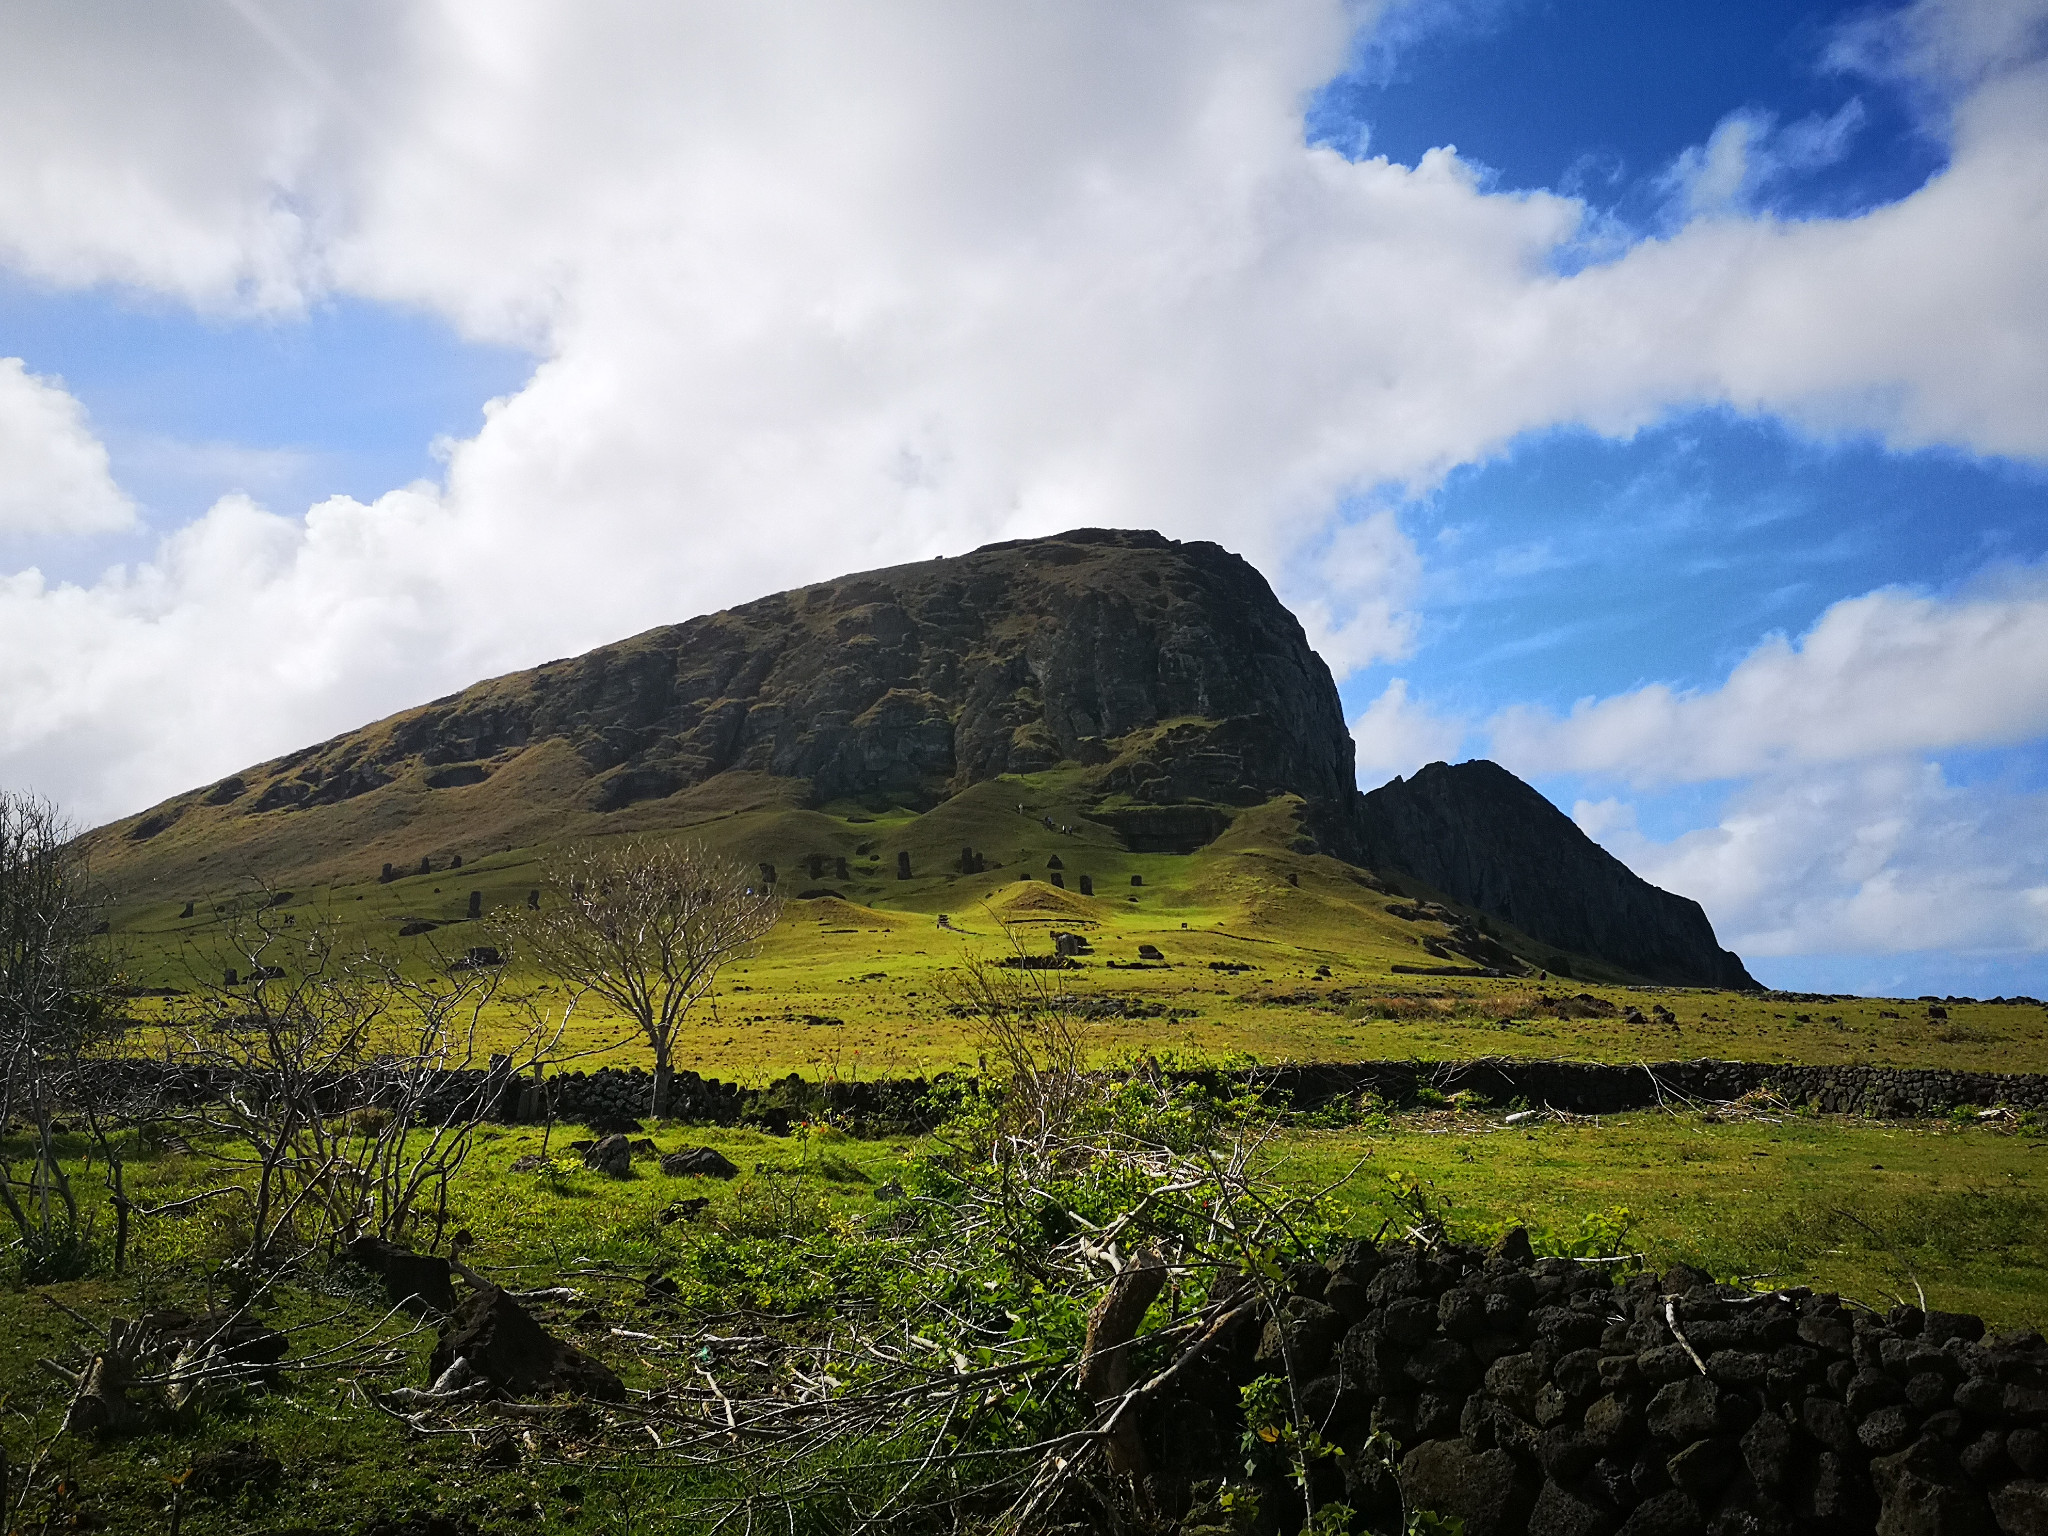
1153;1236;2048;1536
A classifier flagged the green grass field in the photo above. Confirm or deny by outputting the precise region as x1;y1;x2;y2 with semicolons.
13;768;2041;1531
3;1104;2042;1534
99;774;2048;1081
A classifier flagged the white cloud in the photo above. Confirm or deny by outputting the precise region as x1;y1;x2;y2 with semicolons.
0;0;2040;824
1492;567;2048;785
1577;761;2048;959
0;359;135;537
1657;102;1867;220
1292;510;1424;675
1350;678;1469;783
1828;0;2048;94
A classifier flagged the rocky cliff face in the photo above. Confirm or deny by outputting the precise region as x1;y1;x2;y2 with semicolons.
1357;760;1759;989
108;527;1357;839
94;529;1758;991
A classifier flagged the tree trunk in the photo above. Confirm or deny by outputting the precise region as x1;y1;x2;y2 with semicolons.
651;1050;673;1120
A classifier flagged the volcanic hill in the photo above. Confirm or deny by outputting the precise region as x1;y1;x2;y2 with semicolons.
85;528;1753;988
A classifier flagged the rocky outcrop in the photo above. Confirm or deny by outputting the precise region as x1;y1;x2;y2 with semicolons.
91;529;1759;989
167;528;1354;822
1156;1237;2048;1536
1358;761;1758;990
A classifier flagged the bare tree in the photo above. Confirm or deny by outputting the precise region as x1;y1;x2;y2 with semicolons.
0;791;117;1280
162;898;550;1277
500;838;780;1117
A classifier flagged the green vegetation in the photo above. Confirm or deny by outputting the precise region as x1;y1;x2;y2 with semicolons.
98;776;2048;1079
3;1100;2042;1533
7;770;2041;1532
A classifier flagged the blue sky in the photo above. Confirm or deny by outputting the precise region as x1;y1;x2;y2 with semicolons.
0;0;2043;996
0;275;529;580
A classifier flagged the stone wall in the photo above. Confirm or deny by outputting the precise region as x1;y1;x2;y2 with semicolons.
1250;1059;2048;1118
53;1056;2048;1135
1158;1238;2048;1536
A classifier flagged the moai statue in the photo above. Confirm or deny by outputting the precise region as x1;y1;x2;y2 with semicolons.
527;888;540;910
760;862;778;885
468;890;483;919
418;855;432;875
835;857;849;881
1078;874;1094;896
1047;854;1064;870
380;863;395;884
451;854;463;869
1131;874;1143;887
808;854;825;880
223;968;239;986
896;851;913;880
1050;871;1066;889
179;901;195;919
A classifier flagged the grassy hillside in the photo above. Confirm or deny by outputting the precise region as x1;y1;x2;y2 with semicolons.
99;771;2048;1078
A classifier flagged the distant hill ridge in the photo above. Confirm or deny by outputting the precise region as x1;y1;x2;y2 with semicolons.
85;527;1755;988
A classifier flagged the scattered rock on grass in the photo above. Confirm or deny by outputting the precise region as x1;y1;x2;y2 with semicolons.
660;1146;739;1179
344;1236;458;1313
428;1288;625;1402
581;1134;633;1178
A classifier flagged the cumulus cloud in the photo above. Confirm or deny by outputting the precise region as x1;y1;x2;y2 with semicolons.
1291;511;1424;675
1577;760;2048;959
1491;567;2048;785
1350;678;1470;783
0;359;135;538
0;0;2041;825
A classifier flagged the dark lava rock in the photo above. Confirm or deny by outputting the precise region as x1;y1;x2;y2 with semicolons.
1870;1440;1997;1535
1616;1489;1707;1536
1585;1392;1647;1453
1255;1297;1345;1377
1539;1425;1598;1482
1529;1476;1618;1536
1486;1352;1548;1414
1863;1404;1920;1456
428;1287;625;1401
1649;1377;1728;1444
1804;1396;1863;1456
1666;1436;1739;1500
1989;1481;2048;1536
581;1134;633;1178
344;1236;458;1314
1405;1337;1481;1394
659;1146;740;1179
1925;1313;1988;1347
1402;1437;1537;1536
1796;1450;1874;1527
1383;1295;1442;1344
1742;1409;1800;1491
